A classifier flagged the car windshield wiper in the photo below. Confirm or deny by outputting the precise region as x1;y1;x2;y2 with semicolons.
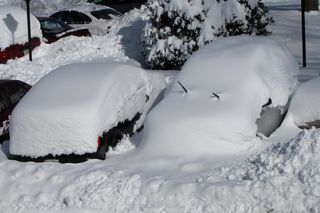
178;81;188;93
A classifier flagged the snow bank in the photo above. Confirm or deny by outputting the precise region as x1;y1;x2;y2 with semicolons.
0;6;42;49
289;76;320;128
220;128;320;212
9;60;165;157
138;36;299;158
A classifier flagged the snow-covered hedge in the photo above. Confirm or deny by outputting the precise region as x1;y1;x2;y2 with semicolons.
142;0;273;70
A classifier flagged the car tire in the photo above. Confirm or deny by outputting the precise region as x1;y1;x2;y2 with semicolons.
95;128;123;160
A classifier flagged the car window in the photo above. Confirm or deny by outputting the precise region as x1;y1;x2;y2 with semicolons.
69;11;92;24
51;11;69;23
0;92;9;113
41;20;66;33
90;9;121;20
7;85;28;105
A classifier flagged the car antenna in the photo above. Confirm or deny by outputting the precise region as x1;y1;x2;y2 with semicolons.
211;92;220;99
178;81;188;93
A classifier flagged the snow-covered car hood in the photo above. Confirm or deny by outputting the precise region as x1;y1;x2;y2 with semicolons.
9;60;165;157
138;36;299;159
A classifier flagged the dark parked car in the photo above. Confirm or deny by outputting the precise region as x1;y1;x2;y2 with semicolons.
38;17;91;43
0;80;31;143
50;8;122;25
87;0;146;13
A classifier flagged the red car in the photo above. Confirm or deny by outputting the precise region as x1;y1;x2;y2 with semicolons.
0;38;41;64
0;6;42;64
0;80;31;143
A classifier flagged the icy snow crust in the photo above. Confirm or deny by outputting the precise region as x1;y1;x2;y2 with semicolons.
139;36;299;158
0;6;42;49
9;60;165;157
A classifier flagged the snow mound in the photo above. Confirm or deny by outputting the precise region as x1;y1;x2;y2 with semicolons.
289;76;320;128
0;6;42;49
217;128;320;211
9;60;165;157
138;36;299;158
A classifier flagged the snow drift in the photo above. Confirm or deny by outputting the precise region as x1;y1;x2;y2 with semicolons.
138;36;299;158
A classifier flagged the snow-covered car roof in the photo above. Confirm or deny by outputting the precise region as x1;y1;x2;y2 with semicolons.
0;6;42;50
138;36;299;159
9;60;165;157
66;3;121;14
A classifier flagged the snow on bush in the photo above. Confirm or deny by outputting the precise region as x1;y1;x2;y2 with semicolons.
0;6;42;49
9;60;165;157
288;76;320;128
138;36;298;159
142;0;273;70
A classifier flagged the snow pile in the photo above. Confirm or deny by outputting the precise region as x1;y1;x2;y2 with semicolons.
288;76;320;128
217;128;320;211
9;60;165;157
138;36;299;158
0;6;42;49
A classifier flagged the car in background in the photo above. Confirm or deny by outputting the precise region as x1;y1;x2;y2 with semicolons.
0;80;31;143
87;0;146;13
38;17;91;43
50;4;122;35
0;6;41;64
9;60;165;163
50;6;122;25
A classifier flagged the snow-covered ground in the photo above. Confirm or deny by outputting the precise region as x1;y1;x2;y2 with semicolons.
0;0;320;212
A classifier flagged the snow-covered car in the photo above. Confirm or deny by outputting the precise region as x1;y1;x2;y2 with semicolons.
0;6;42;64
38;17;91;43
50;4;122;35
288;76;320;129
9;60;165;163
137;36;299;159
0;80;31;143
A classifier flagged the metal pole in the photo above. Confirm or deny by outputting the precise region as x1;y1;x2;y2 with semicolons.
26;0;32;61
301;0;306;67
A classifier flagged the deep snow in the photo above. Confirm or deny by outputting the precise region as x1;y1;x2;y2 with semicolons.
0;0;320;212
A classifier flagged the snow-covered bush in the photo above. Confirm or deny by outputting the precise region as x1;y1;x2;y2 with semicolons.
142;0;273;70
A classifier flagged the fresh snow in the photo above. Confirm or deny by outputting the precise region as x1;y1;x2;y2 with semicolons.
0;0;320;212
0;6;42;49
